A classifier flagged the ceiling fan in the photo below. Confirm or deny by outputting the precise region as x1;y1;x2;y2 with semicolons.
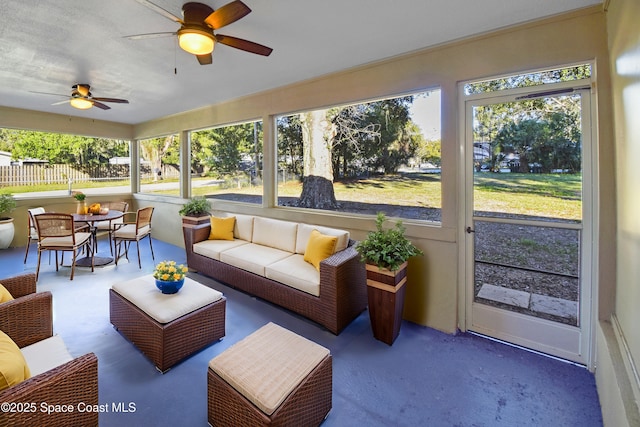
34;84;130;110
127;0;273;65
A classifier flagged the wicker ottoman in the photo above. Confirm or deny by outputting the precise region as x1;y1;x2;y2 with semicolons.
208;322;332;426
110;275;226;372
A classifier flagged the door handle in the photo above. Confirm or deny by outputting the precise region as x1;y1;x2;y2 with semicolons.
466;226;475;234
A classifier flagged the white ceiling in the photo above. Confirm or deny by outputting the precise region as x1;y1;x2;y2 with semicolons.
0;0;601;125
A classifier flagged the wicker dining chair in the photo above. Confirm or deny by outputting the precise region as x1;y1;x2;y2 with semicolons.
34;213;94;281
113;206;155;268
23;207;45;264
94;201;129;254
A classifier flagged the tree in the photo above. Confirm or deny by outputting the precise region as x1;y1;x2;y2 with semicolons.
296;109;339;209
140;135;178;181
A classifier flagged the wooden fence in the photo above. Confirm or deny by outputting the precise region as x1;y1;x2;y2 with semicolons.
0;164;179;186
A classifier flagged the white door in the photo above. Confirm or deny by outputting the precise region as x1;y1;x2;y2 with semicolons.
462;77;595;366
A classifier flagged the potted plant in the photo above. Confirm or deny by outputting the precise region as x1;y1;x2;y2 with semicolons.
153;260;189;294
179;196;211;227
0;192;17;249
73;191;88;214
356;212;423;345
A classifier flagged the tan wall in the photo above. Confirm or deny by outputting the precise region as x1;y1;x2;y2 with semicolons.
4;8;614;338
599;0;640;425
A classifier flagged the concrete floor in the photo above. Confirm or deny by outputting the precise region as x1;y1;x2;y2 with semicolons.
4;239;603;426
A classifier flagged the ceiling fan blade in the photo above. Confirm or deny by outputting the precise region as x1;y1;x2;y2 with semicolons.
197;53;213;65
124;32;176;40
204;0;251;30
30;91;68;98
215;34;272;56
51;99;71;106
92;97;129;104
92;101;111;110
134;0;183;24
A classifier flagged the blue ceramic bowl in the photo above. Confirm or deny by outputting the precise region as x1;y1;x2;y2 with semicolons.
155;278;185;294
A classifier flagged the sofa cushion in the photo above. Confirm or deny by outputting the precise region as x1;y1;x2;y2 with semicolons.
295;223;350;255
209;216;236;241
221;243;292;277
20;335;73;377
304;230;338;271
252;217;298;253
265;254;320;296
193;239;248;261
0;284;14;303
215;212;254;241
0;330;30;391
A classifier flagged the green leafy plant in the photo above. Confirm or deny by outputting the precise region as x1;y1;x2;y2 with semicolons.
356;212;423;271
179;196;210;216
72;191;86;201
0;192;16;219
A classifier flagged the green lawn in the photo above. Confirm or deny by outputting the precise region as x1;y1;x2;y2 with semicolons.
7;172;582;221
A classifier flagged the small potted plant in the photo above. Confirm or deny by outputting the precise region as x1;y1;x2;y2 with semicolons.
179;196;211;227
356;212;423;345
72;191;88;214
0;192;17;249
153;260;189;294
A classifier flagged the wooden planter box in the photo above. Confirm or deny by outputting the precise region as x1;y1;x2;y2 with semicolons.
365;261;408;345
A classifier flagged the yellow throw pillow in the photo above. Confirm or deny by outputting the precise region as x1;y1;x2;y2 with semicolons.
304;229;338;271
0;284;14;304
209;216;236;241
0;330;31;391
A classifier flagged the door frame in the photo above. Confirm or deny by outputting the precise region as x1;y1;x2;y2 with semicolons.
456;70;599;369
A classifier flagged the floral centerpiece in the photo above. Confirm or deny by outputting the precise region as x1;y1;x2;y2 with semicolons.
153;260;189;294
72;191;86;201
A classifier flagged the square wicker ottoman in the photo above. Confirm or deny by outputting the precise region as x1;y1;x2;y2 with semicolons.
110;275;226;372
208;322;332;427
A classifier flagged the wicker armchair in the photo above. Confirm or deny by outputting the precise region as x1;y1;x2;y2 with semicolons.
0;273;98;427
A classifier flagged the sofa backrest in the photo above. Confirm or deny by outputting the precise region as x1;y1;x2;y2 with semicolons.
295;223;350;255
252;217;298;253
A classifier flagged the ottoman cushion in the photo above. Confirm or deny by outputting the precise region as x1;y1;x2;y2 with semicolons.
112;275;223;324
209;322;330;416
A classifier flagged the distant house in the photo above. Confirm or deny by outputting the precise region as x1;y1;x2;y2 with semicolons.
0;150;49;166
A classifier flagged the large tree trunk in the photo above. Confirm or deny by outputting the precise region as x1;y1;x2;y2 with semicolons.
295;110;339;209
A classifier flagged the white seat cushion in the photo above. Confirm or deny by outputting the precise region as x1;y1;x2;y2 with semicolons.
209;322;330;416
112;275;223;324
220;243;292;277
21;335;74;377
193;239;248;261
265;254;320;296
41;232;91;247
114;224;150;239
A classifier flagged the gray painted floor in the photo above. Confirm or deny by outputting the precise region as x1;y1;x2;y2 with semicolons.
4;239;603;426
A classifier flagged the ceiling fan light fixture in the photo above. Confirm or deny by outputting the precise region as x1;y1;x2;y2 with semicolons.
178;28;214;55
70;97;93;110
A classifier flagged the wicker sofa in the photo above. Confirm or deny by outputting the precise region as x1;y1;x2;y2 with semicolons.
0;273;98;427
182;213;367;334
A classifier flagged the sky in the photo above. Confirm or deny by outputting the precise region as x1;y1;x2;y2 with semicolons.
409;89;441;141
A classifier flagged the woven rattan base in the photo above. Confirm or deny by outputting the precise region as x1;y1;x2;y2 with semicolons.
109;288;226;372
207;354;332;426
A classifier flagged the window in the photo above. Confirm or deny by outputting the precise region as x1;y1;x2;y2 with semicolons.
0;128;130;198
276;89;442;222
139;134;181;196
189;121;263;204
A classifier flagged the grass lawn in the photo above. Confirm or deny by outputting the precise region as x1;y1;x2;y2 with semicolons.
7;172;582;221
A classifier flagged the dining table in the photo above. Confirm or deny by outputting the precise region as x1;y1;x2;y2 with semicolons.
72;210;124;267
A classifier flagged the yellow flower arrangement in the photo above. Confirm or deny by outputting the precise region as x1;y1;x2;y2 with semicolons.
153;260;188;282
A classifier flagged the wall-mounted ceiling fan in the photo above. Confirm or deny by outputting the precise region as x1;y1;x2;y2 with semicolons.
127;0;272;65
34;84;129;110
